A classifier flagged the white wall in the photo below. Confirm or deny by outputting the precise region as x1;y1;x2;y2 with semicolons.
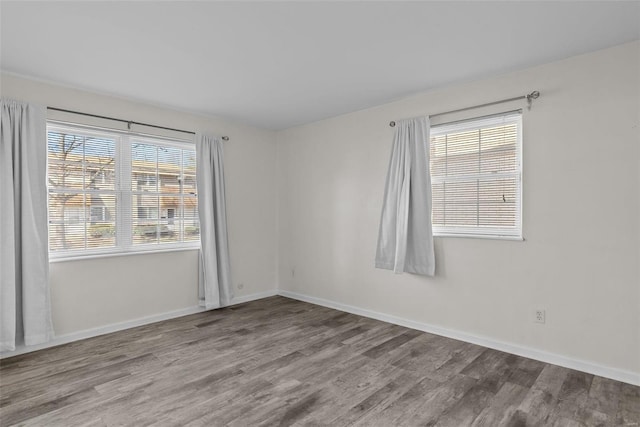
1;73;278;336
276;42;640;376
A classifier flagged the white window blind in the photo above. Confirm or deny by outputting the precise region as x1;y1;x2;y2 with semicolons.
429;111;522;239
47;123;200;259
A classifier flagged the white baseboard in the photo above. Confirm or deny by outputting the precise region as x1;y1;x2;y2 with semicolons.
0;289;278;359
231;289;279;305
4;287;637;386
278;290;640;386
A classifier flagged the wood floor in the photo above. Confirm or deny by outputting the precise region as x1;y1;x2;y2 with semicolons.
1;296;638;426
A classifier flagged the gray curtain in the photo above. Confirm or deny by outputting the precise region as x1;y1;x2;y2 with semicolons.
196;134;232;309
0;98;54;351
375;117;435;276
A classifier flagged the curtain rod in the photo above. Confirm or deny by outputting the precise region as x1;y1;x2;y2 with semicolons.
389;91;539;127
46;107;230;141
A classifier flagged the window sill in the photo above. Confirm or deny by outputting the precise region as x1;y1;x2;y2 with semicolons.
49;245;200;263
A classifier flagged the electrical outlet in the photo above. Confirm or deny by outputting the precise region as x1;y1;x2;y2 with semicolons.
534;309;546;324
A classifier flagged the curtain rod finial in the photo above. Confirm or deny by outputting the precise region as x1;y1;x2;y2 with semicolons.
222;136;229;141
389;121;396;127
526;91;540;110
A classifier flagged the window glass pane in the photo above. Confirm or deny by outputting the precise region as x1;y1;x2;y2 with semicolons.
87;222;116;248
84;137;116;190
182;173;197;195
133;222;157;244
132;143;158;192
430;135;447;177
47;132;85;160
87;194;116;222
48;191;118;251
431;182;445;227
183;150;196;175
133;194;159;245
480;124;517;174
48;128;118;253
56;223;86;251
183;195;200;242
160;225;179;244
442;179;478;226
158;146;182;192
48;160;85;190
131;143;199;246
160;173;180;191
183;150;197;195
49;192;84;251
444;129;480;176
478;178;517;227
133;197;159;220
48;132;85;189
49;193;85;223
159;195;179;243
87;168;116;191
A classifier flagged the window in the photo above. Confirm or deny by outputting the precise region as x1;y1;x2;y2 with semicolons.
47;123;199;259
429;111;522;239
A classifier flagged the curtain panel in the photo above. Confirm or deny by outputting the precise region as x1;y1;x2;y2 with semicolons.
0;98;54;351
375;116;435;276
196;134;232;309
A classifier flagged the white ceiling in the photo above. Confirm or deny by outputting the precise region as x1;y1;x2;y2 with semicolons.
1;2;639;130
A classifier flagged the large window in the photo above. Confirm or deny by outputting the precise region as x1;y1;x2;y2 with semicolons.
429;112;522;239
47;123;199;259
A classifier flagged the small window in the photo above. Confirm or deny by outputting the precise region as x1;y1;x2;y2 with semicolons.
47;123;200;259
429;111;522;239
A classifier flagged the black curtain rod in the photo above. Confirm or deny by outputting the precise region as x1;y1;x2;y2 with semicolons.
47;107;230;141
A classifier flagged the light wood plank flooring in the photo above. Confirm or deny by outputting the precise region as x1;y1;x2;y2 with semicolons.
1;296;638;426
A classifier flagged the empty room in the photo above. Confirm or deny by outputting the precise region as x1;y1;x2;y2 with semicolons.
0;1;639;426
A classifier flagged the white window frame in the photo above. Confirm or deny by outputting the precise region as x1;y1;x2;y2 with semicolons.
47;121;200;261
429;111;523;240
